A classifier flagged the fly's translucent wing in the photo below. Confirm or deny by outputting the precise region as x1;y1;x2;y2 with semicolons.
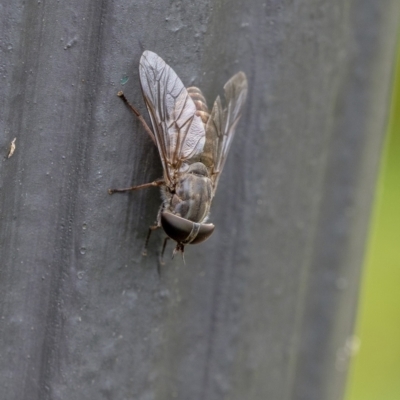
204;72;248;193
139;51;206;185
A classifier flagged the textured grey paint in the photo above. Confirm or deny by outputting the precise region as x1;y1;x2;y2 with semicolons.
0;0;399;399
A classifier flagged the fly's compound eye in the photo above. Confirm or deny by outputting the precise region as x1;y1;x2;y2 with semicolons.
161;211;215;245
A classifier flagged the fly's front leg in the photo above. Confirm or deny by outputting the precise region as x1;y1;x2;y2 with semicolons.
142;224;160;256
108;179;164;194
159;237;170;266
157;237;170;275
117;91;156;145
143;205;166;260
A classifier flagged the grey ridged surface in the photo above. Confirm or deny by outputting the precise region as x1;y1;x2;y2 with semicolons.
0;1;399;399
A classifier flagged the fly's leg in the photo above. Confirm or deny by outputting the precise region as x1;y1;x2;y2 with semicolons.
159;237;170;265
108;179;164;194
109;92;163;193
142;224;160;256
157;237;170;275
117;91;156;145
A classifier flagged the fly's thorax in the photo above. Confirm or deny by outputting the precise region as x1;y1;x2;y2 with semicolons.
166;162;213;223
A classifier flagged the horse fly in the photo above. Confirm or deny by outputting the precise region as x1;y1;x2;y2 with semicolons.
109;50;248;264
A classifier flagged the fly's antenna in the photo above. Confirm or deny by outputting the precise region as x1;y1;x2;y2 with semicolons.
172;243;185;265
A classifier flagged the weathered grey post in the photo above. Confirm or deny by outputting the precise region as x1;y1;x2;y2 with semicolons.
1;1;399;399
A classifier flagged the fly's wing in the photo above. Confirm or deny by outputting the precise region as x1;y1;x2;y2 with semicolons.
139;51;206;185
204;72;248;194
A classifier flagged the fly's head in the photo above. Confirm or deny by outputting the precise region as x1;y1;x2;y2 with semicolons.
161;211;215;250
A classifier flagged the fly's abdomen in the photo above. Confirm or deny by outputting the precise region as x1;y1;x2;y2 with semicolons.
187;87;210;126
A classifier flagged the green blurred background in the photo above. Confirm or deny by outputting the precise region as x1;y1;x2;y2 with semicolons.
345;36;400;400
